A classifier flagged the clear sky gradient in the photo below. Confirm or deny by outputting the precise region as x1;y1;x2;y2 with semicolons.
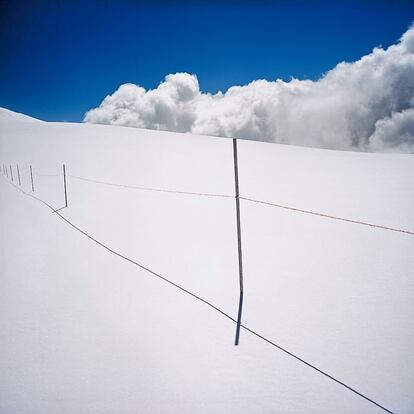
0;0;413;122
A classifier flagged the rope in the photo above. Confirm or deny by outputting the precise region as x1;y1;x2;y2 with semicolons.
1;175;395;414
68;174;234;199
34;172;61;177
240;196;414;235
65;173;414;235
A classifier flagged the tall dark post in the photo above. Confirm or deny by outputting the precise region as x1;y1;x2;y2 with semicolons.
17;164;21;186
233;138;244;346
9;165;14;182
30;165;34;192
63;163;68;207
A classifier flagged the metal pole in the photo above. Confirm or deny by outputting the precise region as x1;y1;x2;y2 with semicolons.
233;138;244;346
30;165;34;192
9;165;13;182
17;164;21;185
63;163;68;207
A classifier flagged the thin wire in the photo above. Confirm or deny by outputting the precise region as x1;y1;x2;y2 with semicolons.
69;174;234;199
34;173;61;177
1;175;395;414
241;196;414;236
68;173;413;236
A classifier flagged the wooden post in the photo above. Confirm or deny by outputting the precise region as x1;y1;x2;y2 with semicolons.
17;164;21;186
30;165;34;192
233;138;244;346
63;164;68;207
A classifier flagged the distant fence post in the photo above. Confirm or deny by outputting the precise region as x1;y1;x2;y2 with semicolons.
233;138;244;346
30;165;35;192
17;164;21;186
62;163;68;207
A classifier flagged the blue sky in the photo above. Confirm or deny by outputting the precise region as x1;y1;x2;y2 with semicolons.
0;0;413;122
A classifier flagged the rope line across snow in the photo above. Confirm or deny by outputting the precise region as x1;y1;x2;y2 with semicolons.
69;174;234;199
66;172;414;236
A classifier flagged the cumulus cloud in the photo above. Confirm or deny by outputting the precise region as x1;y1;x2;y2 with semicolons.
84;26;414;152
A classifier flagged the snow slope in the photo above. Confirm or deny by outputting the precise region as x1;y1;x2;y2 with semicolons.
0;107;43;123
1;110;414;413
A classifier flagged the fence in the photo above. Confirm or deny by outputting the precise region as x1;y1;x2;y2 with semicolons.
3;138;412;414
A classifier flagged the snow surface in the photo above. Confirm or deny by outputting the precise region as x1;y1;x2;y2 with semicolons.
0;107;43;123
1;109;414;413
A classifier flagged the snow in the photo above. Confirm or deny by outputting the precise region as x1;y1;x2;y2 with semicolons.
0;107;43;123
1;109;413;413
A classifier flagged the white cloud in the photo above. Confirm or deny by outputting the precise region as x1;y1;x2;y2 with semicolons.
84;26;414;152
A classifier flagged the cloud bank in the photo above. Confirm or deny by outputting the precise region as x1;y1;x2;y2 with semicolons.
84;26;414;152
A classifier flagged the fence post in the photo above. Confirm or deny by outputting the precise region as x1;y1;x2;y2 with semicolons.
17;164;21;186
63;163;68;207
233;138;244;346
30;165;35;192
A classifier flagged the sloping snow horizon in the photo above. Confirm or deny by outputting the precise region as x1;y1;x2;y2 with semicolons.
1;114;414;413
0;107;44;123
84;25;414;154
